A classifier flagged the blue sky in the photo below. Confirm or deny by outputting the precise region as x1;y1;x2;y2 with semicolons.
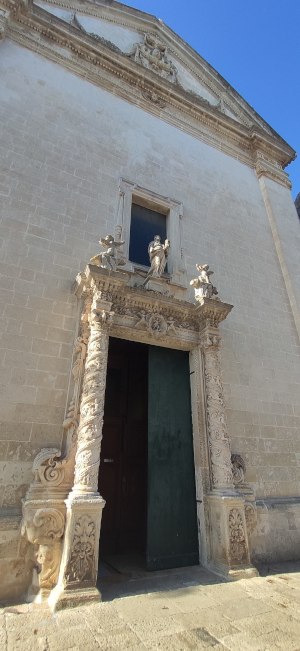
127;0;299;198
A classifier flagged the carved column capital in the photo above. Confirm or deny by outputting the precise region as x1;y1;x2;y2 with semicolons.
254;148;291;189
89;291;114;329
199;331;221;350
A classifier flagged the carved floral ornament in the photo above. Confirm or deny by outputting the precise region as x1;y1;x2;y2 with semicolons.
65;515;96;584
229;508;248;563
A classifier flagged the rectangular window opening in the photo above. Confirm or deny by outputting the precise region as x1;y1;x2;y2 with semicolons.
129;202;168;269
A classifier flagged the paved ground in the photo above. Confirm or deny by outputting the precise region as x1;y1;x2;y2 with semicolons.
2;561;300;650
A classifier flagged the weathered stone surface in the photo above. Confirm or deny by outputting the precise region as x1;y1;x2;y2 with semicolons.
0;0;299;605
1;563;300;650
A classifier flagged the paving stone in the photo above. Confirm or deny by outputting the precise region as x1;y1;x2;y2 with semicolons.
93;627;144;649
2;566;300;650
114;594;182;620
128;614;185;644
218;596;273;620
151;631;226;650
220;630;282;651
46;628;100;650
233;609;300;636
179;607;240;638
159;588;218;613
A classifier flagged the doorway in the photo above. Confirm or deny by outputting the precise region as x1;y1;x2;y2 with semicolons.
98;337;199;570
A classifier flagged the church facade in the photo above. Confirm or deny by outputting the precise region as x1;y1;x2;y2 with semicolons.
0;0;299;608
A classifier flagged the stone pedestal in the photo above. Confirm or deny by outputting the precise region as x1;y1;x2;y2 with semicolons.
207;493;258;579
144;277;169;293
49;494;105;610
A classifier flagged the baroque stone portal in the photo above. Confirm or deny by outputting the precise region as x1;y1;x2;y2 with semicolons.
22;262;257;610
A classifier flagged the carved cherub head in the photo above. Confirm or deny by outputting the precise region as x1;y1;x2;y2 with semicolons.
196;263;210;273
99;235;114;247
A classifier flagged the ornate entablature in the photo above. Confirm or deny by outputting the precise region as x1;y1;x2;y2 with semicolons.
74;263;233;351
0;0;295;176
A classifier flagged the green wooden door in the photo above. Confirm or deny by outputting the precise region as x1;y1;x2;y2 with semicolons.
147;346;199;570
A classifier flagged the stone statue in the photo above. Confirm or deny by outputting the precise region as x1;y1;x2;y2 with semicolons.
90;234;126;271
190;263;218;302
145;235;170;281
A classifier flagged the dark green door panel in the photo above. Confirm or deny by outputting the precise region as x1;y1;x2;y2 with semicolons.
147;346;199;570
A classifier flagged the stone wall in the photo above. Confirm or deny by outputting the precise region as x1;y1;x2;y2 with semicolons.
0;40;299;598
295;193;300;219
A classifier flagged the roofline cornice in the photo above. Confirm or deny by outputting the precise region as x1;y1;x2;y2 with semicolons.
1;0;296;186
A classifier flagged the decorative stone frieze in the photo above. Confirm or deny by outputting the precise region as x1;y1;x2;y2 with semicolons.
141;88;167;108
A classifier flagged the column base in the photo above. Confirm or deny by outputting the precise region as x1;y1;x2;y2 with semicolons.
206;560;258;581
49;585;101;612
52;492;105;610
206;492;257;578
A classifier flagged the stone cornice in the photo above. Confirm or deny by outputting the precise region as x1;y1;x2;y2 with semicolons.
1;0;295;180
74;265;233;351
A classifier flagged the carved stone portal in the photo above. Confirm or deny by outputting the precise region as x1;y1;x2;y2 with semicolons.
23;264;257;610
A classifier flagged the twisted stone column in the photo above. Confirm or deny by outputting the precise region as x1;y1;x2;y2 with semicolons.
50;292;112;609
72;292;111;495
200;332;233;491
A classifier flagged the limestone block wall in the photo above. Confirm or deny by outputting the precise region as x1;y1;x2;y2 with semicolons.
0;39;299;597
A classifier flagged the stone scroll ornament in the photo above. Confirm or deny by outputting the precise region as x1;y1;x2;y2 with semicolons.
21;507;65;594
132;33;178;83
201;333;234;490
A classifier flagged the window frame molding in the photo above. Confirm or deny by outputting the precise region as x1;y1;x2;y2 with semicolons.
118;178;186;286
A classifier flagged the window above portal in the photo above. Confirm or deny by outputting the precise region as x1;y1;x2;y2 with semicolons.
119;179;186;287
129;203;167;268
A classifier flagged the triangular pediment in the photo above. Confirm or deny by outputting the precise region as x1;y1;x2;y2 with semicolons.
33;0;273;132
4;0;294;169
